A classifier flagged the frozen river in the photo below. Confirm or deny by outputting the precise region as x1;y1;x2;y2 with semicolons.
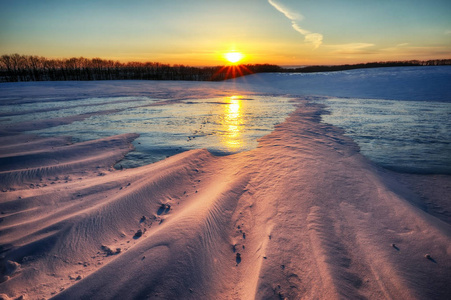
1;66;450;174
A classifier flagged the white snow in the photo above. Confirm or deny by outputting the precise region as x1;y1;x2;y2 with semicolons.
0;67;450;299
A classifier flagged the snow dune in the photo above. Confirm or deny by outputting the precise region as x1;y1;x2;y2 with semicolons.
0;133;138;190
1;101;450;299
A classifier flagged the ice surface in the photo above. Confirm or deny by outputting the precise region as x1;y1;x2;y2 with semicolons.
1;66;450;173
20;95;296;168
316;98;451;174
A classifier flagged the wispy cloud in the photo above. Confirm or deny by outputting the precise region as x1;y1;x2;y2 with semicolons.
445;30;451;35
327;43;376;55
268;0;323;49
268;0;303;21
381;44;450;56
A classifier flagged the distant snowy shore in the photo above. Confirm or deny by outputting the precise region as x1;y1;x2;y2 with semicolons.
2;65;450;101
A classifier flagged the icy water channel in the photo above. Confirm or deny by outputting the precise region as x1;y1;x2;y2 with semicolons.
4;90;449;174
316;98;451;174
25;95;296;167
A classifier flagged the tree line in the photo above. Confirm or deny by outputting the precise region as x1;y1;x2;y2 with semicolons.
0;54;281;82
288;59;451;73
0;54;449;83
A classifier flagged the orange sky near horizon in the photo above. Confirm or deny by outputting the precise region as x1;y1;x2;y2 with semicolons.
1;0;450;66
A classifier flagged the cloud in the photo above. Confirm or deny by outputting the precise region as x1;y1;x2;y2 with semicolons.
268;0;323;49
268;0;303;21
291;23;309;35
330;42;450;58
327;43;376;55
445;30;451;35
381;44;451;56
304;33;323;49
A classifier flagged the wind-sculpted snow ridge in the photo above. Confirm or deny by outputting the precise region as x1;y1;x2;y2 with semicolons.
0;133;139;190
0;102;450;300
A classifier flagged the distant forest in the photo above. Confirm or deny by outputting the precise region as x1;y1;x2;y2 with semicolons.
0;54;450;82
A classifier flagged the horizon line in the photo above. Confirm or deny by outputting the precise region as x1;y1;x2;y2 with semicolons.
1;53;450;69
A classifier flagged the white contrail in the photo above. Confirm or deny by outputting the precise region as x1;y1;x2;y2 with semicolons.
268;0;323;49
268;0;304;21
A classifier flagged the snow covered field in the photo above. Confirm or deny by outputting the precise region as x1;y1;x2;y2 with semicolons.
0;66;450;299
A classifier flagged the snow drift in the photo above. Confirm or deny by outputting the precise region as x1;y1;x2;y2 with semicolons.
1;101;450;299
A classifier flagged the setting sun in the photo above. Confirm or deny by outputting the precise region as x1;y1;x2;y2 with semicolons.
225;52;244;64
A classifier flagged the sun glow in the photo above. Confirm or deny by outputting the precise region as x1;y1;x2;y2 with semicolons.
212;52;252;79
225;52;244;64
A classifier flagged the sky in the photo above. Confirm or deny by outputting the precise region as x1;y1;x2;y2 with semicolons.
1;0;450;66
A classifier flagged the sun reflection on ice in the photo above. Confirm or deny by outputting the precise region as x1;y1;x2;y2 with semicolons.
221;95;244;151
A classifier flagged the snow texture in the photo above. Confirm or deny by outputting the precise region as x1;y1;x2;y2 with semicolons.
0;67;450;299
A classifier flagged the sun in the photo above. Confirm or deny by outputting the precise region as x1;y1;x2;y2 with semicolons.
225;52;244;64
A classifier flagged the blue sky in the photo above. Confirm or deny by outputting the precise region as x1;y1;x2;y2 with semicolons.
1;0;450;65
